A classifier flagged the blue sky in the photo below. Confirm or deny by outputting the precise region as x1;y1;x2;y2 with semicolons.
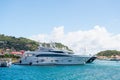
0;0;120;37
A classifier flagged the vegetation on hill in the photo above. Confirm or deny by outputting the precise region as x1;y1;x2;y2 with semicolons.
40;42;72;51
0;34;72;51
0;54;20;59
97;50;120;57
0;34;39;51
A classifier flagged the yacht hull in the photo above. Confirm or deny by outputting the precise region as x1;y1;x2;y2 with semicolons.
16;56;90;65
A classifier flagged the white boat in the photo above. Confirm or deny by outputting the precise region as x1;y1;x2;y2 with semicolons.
15;47;91;65
0;58;12;67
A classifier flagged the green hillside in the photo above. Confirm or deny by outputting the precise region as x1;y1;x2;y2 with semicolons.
0;34;39;51
40;42;72;51
97;50;120;57
0;34;72;51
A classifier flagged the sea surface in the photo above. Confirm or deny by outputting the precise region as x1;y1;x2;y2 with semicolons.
0;60;120;80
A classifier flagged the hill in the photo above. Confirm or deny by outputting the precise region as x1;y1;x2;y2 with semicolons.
97;50;120;58
0;34;72;51
0;34;39;51
39;42;72;51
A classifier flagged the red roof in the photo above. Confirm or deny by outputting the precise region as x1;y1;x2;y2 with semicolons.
11;51;24;55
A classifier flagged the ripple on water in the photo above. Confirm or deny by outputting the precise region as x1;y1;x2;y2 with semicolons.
1;60;120;80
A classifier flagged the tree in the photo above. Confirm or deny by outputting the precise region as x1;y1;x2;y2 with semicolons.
97;50;120;57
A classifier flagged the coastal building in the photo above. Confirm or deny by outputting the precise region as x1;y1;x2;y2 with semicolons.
11;50;25;56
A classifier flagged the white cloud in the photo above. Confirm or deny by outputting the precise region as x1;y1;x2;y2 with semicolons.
30;34;47;42
29;25;120;55
51;26;64;41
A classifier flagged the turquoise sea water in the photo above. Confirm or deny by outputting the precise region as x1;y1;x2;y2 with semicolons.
0;60;120;80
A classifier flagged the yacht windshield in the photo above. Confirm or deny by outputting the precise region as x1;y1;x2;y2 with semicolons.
36;54;71;57
49;51;65;53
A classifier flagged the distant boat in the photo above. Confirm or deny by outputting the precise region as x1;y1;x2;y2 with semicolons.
110;58;120;61
0;58;12;67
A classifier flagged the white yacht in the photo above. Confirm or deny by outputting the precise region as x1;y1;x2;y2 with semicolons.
16;47;91;65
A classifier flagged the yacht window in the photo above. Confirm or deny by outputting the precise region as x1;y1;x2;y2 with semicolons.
51;60;53;62
36;54;71;57
27;54;32;57
25;54;27;56
49;51;64;53
32;54;35;56
41;59;44;62
55;60;59;62
68;60;72;62
68;52;74;54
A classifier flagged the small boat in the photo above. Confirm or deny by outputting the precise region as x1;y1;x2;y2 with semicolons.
110;58;120;61
0;58;12;67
